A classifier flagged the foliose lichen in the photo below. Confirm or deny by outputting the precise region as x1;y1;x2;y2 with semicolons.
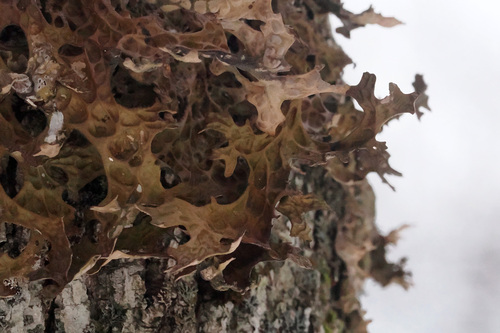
0;0;429;329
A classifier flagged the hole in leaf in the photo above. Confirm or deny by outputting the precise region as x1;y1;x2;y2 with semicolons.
40;0;52;23
227;34;240;53
323;95;338;113
54;16;64;28
237;68;258;82
126;1;157;18
62;175;108;209
128;154;143;167
58;44;84;57
45;165;68;185
84;219;100;243
160;166;181;189
64;129;91;147
174;96;187;121
306;54;316;69
244;19;265;31
212;158;249;204
0;25;29;73
11;94;47;137
111;65;157;108
0;223;31;259
173;226;190;246
228;100;258;126
0;155;23;198
212;71;242;88
111;0;123;13
68;19;78;31
305;3;315;20
79;176;108;207
271;0;279;13
172;46;189;57
220;238;234;246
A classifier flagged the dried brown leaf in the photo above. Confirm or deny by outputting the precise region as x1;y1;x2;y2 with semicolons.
277;193;329;241
336;6;402;38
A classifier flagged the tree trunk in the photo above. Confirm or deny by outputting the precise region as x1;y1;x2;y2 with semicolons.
0;167;354;332
2;168;402;332
0;1;419;332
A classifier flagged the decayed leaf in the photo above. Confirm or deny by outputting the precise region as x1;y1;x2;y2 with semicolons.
0;3;423;326
326;73;428;189
0;237;42;298
136;195;249;272
326;139;402;191
350;6;402;27
276;193;329;241
0;184;72;291
335;180;411;317
384;224;411;245
333;72;419;151
413;74;431;119
212;61;349;135
336;6;402;38
203;0;295;71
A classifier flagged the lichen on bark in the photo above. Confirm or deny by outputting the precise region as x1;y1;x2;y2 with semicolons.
0;0;428;331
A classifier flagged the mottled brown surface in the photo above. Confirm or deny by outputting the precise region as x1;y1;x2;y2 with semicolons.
0;0;427;331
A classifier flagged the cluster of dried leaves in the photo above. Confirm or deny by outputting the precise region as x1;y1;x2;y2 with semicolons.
0;0;428;327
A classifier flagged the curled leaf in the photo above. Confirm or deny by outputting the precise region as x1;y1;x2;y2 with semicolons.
277;193;329;241
337;73;419;149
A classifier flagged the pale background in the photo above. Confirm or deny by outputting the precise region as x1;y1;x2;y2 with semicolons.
329;1;500;332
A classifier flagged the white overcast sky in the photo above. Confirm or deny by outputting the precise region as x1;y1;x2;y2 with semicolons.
329;1;500;332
